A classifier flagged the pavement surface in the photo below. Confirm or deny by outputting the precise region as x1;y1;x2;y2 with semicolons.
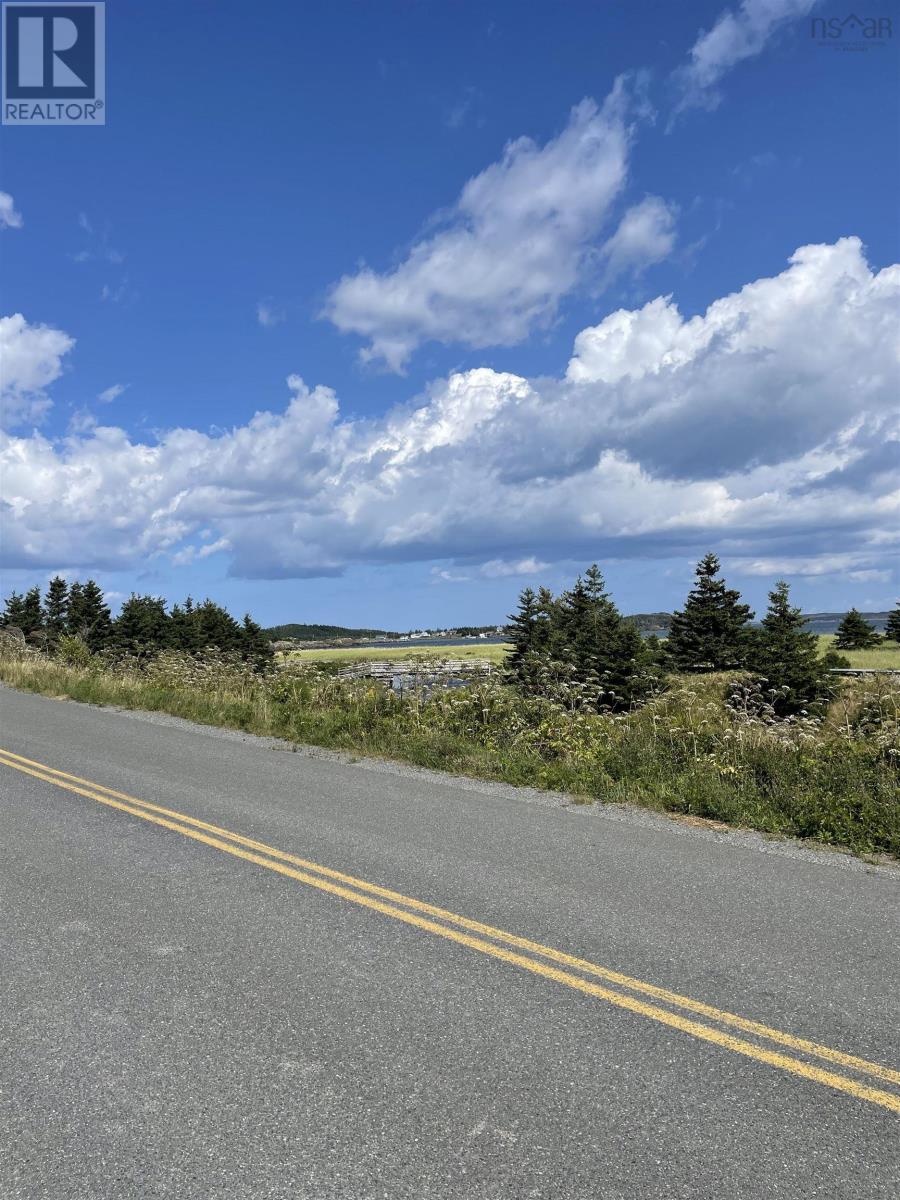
1;685;898;1199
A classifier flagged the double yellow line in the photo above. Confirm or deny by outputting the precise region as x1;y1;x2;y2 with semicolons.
2;744;899;1114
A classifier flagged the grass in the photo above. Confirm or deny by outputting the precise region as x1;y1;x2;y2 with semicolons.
284;636;899;671
816;635;900;670
280;642;512;664
1;643;897;859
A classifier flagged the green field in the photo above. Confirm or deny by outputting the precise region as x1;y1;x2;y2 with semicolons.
281;642;512;664
817;635;900;670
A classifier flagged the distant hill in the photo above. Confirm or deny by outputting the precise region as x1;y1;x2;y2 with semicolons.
265;623;396;641
266;612;891;643
626;612;673;633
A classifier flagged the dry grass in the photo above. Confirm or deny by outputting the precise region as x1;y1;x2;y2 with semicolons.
279;635;899;671
280;641;511;664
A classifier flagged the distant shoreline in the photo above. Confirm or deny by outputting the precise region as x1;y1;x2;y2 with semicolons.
268;611;892;650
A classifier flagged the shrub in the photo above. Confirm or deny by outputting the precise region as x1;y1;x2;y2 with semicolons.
56;634;92;667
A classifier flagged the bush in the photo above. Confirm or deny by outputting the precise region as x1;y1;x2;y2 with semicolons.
56;634;92;667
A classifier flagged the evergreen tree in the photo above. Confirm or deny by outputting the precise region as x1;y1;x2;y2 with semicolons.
533;587;556;656
1;590;27;629
67;582;85;636
505;587;540;676
752;580;823;714
550;565;650;707
44;576;69;637
834;608;880;650
884;602;900;644
69;579;113;651
169;597;202;652
193;599;243;652
666;553;754;671
240;613;273;670
112;594;170;656
20;586;45;636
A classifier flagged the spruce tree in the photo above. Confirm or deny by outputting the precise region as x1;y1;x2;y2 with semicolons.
77;580;113;651
752;580;823;714
884;602;900;644
666;553;754;671
505;587;540;677
67;582;85;636
169;597;202;652
241;613;273;670
533;587;556;656
112;594;170;656
20;586;45;636
193;599;243;652
834;608;880;650
551;564;649;707
1;590;27;629
44;576;69;637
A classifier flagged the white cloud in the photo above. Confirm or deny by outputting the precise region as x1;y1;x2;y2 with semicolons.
98;383;127;404
431;566;471;583
0;313;75;426
2;240;897;586
596;196;677;287
324;82;651;370
480;558;550;578
198;536;231;559
674;0;818;114
0;192;23;230
256;301;285;328
736;554;888;578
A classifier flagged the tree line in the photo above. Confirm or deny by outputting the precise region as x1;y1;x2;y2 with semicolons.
0;578;272;669
506;553;899;713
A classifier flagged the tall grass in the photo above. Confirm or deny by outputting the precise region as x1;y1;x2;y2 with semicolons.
1;644;897;857
816;634;900;670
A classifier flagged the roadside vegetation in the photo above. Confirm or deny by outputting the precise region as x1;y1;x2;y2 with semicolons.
1;564;897;857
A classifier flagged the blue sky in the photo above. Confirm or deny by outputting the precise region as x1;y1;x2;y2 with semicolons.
1;0;898;628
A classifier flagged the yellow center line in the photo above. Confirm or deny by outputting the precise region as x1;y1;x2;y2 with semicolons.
1;746;898;1114
2;746;897;1090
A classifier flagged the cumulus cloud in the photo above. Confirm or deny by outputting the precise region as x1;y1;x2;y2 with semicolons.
2;240;897;585
674;0;818;114
324;82;657;370
0;313;75;426
0;192;23;230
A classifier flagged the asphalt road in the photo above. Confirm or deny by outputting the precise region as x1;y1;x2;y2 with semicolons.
1;686;898;1199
